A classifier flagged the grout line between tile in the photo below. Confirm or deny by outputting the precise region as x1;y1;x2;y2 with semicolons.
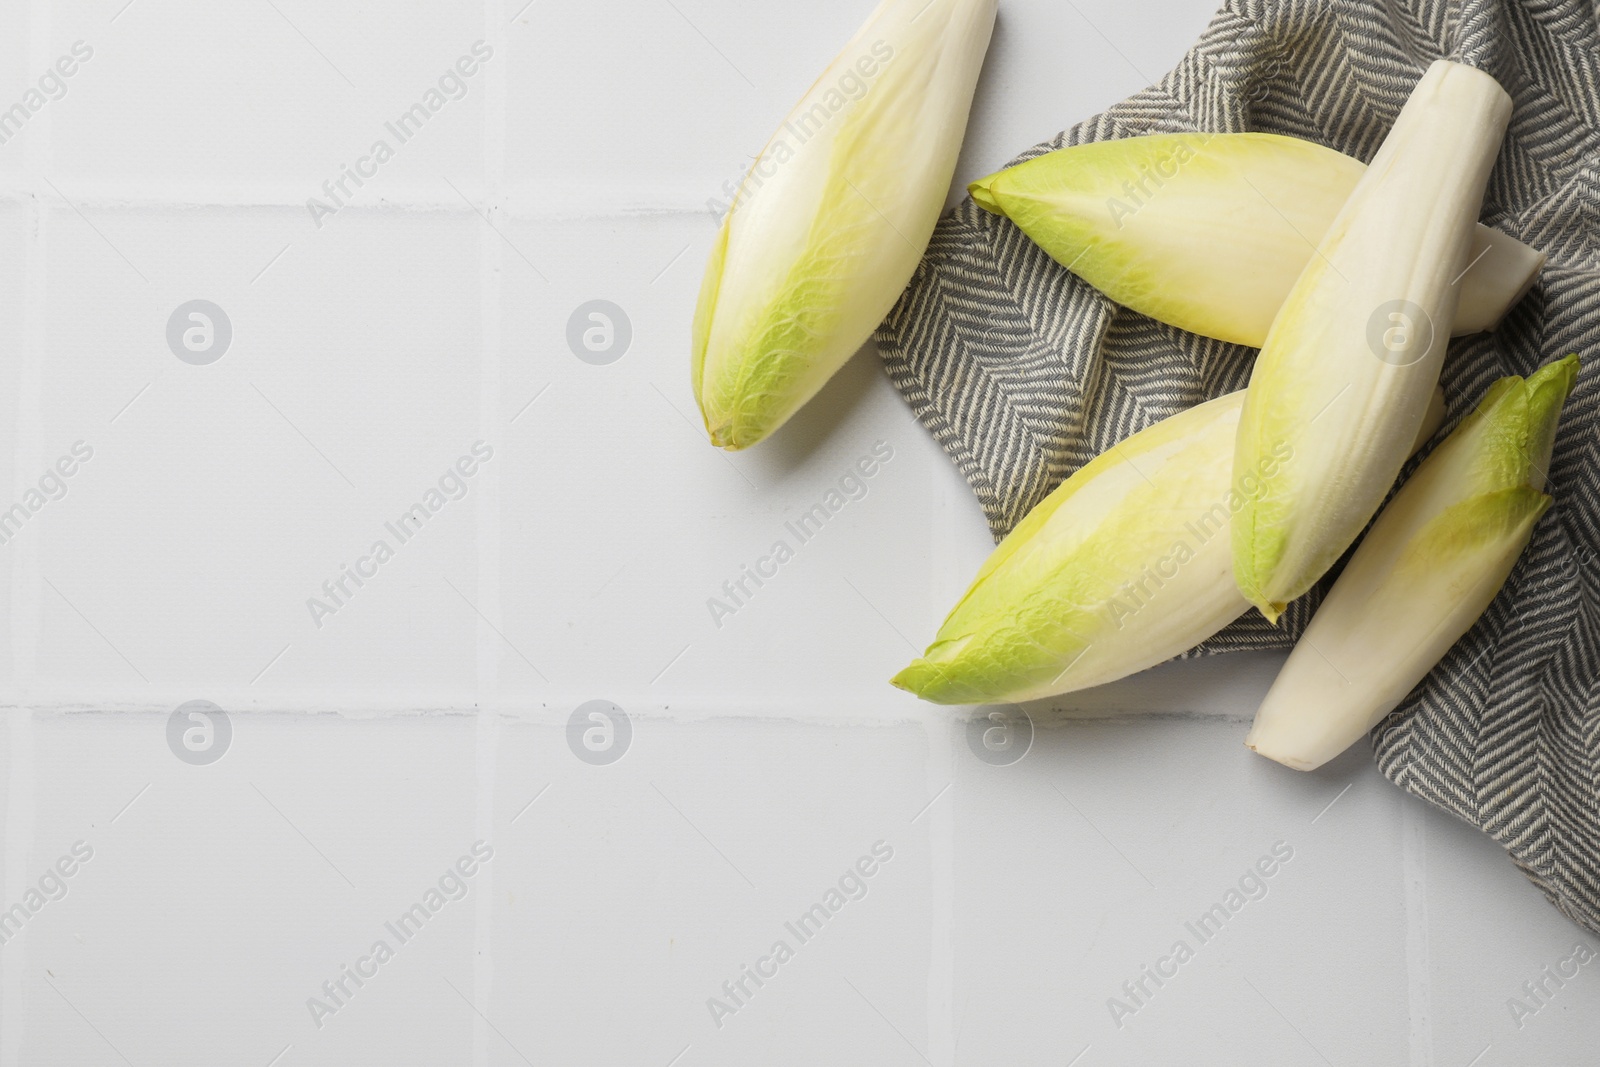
11;0;52;781
0;186;730;221
1;708;39;1067
1403;798;1434;1067
925;714;956;1062
471;2;511;1065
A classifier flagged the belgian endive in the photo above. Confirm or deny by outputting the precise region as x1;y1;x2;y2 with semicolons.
1246;355;1579;771
1233;60;1513;621
692;0;998;450
969;132;1544;347
890;387;1445;705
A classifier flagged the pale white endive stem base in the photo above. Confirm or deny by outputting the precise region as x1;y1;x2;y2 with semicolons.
1244;519;1541;770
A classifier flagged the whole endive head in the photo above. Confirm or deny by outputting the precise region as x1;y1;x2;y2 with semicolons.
691;0;998;450
967;132;1544;347
1230;60;1513;621
889;393;1252;705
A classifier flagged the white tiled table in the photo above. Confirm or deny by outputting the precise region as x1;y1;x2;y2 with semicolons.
0;0;1593;1063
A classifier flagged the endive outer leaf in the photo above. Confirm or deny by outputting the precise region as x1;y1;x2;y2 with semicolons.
890;386;1447;705
1232;60;1513;621
969;133;1543;347
692;0;998;450
1245;354;1579;771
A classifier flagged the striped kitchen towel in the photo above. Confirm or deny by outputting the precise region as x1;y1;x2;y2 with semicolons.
876;0;1600;930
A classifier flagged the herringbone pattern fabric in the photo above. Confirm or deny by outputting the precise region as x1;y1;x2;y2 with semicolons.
877;0;1600;928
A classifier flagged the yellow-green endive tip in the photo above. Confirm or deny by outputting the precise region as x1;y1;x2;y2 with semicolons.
691;0;998;450
1246;354;1580;770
